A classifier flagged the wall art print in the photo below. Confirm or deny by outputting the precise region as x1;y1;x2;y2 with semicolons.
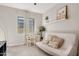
56;5;68;20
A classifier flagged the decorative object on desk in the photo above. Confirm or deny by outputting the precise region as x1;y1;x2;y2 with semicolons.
17;16;24;33
45;16;49;23
56;5;68;20
38;26;46;41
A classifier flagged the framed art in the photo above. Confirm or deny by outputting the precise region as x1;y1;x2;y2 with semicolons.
56;5;68;20
45;16;49;23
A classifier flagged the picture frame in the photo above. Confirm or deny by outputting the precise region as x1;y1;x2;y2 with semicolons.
56;5;68;20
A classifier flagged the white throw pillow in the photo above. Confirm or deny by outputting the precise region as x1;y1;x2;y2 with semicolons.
48;42;59;48
42;39;49;44
42;35;52;44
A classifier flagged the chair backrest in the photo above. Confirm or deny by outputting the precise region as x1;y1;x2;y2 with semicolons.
25;33;40;42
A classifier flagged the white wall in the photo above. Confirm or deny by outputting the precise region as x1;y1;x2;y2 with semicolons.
42;3;79;55
27;11;42;33
43;3;79;38
0;5;42;46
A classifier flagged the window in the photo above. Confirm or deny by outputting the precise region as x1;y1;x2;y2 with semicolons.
17;16;24;33
25;18;34;33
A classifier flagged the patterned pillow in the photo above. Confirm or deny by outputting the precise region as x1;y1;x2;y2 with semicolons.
48;35;64;48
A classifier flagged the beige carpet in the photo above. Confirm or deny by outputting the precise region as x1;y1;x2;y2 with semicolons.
6;45;49;56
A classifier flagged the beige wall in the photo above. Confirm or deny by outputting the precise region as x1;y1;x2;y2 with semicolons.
42;3;79;55
0;5;42;46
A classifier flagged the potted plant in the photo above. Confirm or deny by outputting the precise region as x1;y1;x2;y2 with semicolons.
38;26;46;41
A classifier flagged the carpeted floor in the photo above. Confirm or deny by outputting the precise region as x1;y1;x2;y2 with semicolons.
6;45;49;56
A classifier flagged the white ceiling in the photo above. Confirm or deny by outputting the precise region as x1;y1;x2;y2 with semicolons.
0;3;56;14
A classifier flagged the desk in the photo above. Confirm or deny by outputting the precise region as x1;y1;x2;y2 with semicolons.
25;34;40;47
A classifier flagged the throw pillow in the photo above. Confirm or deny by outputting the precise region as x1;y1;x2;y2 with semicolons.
48;35;64;48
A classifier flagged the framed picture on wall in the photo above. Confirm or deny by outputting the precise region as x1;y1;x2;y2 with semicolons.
56;5;68;20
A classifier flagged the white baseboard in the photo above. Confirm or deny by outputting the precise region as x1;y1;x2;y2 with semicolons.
7;42;25;47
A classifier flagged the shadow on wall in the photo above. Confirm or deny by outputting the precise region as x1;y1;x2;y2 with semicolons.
0;21;7;41
0;21;7;56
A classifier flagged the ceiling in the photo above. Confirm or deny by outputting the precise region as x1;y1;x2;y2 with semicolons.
0;3;56;14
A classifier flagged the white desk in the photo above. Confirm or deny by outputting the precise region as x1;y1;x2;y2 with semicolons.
25;34;40;47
